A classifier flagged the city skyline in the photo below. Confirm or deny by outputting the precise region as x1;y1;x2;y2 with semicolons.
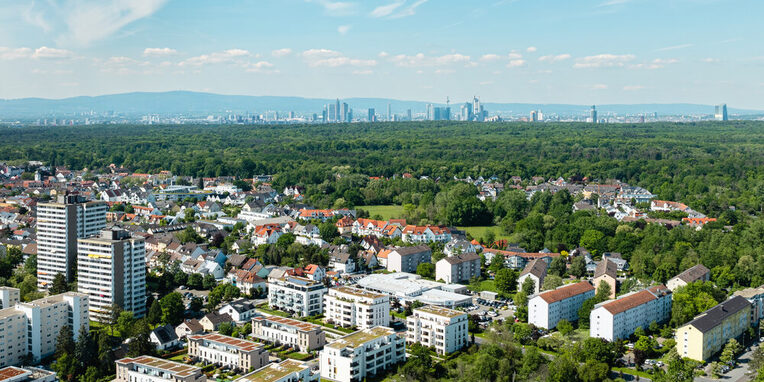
0;0;763;109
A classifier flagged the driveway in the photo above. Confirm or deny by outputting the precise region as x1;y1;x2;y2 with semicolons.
695;343;759;382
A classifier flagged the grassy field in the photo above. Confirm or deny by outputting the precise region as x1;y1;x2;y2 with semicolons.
457;226;510;241
358;205;404;220
468;279;498;293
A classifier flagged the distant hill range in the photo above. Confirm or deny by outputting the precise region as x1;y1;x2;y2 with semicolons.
0;91;760;118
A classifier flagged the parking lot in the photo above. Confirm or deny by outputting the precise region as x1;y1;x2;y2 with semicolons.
466;296;515;326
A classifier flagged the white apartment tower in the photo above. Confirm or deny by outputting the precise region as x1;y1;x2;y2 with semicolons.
37;193;107;289
324;286;390;329
268;276;327;317
77;228;147;321
406;305;468;355
320;327;406;382
0;288;89;366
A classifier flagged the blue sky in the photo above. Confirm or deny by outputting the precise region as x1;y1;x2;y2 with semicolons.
0;0;762;108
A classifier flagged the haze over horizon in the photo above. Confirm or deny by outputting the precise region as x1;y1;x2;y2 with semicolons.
1;0;763;109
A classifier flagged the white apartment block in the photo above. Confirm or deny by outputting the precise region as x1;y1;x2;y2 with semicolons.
37;194;106;289
324;286;390;330
590;285;672;342
406;305;468;355
528;281;595;330
252;316;326;352
386;245;431;273
77;228;146;321
320;327;406;382
0;290;89;367
235;359;318;382
268;276;327;317
115;356;206;382
0;286;20;309
187;334;268;372
435;252;481;284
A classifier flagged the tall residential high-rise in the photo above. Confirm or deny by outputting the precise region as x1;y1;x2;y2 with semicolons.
78;228;146;321
530;110;538;122
387;103;392;121
368;108;375;122
341;102;349;122
715;104;728;121
590;105;598;124
37;193;107;289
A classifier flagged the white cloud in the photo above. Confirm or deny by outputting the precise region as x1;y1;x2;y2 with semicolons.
507;52;523;59
390;52;471;67
143;47;177;57
480;54;501;62
378;51;389;58
623;85;644;91
480;80;494;85
245;61;276;73
0;46;74;60
307;0;357;16
434;68;455;75
0;47;34;60
352;69;374;75
370;1;404;17
32;46;74;59
271;48;292;57
337;25;351;35
573;54;635;68
591;84;608;90
629;58;678;70
538;53;571;62
701;58;719;63
526;46;537;52
302;49;375;67
507;59;526;67
371;0;428;19
656;43;694;52
179;49;250;66
24;0;169;46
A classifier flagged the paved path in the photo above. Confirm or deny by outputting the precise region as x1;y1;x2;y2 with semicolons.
694;343;759;382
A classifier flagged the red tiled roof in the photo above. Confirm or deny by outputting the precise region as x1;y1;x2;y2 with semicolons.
538;281;594;304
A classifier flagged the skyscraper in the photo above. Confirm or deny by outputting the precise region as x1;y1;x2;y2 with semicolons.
336;99;341;122
434;107;451;121
387;103;392;121
328;103;337;122
406;109;412;121
77;228;147;321
37;193;107;289
341;102;349;122
426;104;433;120
368;108;375;122
590;105;598;124
461;103;473;121
715;104;728;121
530;110;538;122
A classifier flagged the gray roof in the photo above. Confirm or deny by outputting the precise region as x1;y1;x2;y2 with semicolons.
594;258;617;279
152;324;178;344
442;252;480;265
393;245;431;256
520;258;548;278
687;296;751;333
673;264;710;284
225;298;257;314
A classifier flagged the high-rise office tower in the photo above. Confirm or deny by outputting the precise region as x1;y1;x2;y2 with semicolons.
322;106;328;123
387;103;392;121
590;105;598;124
407;109;412;121
461;103;473;121
426;104;433;121
715;104;728;121
335;99;341;122
77;228;146;321
37;193;107;289
368;108;375;122
341;102;349;122
530;110;538;122
328;103;337;122
472;97;481;120
433;107;451;121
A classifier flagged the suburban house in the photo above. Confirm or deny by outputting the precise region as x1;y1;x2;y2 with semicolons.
150;324;182;351
175;318;204;339
517;259;548;294
200;312;234;332
218;298;259;323
592;258;618;298
666;264;711;291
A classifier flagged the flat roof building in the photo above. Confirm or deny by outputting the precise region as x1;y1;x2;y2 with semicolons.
407;305;468;355
115;356;206;382
252;316;326;352
320;327;405;382
188;333;268;372
235;359;318;382
324;286;390;330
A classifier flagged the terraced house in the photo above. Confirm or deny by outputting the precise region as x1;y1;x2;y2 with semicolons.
251;316;326;352
319;327;406;382
675;296;751;362
187;334;269;372
324;286;390;329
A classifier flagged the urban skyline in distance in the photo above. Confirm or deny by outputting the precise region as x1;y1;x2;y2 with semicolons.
0;0;763;109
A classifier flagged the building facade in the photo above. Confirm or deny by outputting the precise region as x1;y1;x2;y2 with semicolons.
319;327;406;382
675;296;751;361
115;356;206;382
386;245;431;273
406;305;468;355
77;228;146;321
0;290;89;367
37;194;107;289
324;286;390;330
267;276;327;317
251;316;326;352
187;334;268;372
528;281;595;330
435;252;481;284
590;285;672;342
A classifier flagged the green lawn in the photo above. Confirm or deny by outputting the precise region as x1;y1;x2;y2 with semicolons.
457;226;510;241
358;205;404;220
468;279;498;293
255;304;290;317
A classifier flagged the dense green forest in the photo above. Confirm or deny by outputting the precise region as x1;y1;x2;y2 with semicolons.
1;121;761;216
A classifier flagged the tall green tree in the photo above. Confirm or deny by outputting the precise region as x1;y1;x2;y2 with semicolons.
160;292;185;325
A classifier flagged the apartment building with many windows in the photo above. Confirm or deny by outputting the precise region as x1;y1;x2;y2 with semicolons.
675;296;751;361
319;327;406;382
187;334;268;372
0;290;89;367
324;286;390;330
590;285;672;342
235;359;318;382
267;276;327;317
251;316;326;352
115;356;206;382
36;194;106;289
406;305;468;355
77;228;146;321
528;281;595;329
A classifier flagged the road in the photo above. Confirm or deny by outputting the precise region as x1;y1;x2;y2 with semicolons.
695;343;760;382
